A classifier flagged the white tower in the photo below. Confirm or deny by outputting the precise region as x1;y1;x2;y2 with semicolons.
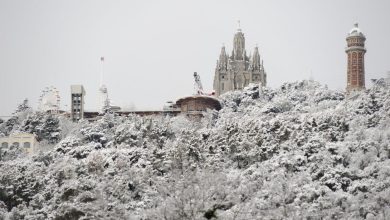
99;57;110;113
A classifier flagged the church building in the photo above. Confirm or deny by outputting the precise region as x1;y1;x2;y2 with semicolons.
213;25;267;96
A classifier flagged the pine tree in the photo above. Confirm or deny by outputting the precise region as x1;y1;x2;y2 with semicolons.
14;98;31;114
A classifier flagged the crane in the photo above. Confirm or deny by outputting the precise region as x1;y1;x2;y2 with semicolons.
193;72;204;95
193;72;215;96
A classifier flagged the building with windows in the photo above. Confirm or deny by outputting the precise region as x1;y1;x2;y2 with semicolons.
71;85;86;121
346;23;366;92
0;133;38;155
176;95;221;117
213;26;267;96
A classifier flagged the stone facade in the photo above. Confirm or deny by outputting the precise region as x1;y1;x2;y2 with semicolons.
213;27;267;96
346;23;366;92
0;133;38;155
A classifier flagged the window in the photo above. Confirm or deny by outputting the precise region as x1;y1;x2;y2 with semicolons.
12;142;20;148
196;103;204;111
222;83;224;90
188;101;195;111
1;142;8;148
23;142;31;148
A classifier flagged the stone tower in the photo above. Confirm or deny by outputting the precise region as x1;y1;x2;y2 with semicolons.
70;85;86;121
346;23;366;92
213;26;267;96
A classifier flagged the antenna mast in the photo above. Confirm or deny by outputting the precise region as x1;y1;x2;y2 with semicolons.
100;57;104;86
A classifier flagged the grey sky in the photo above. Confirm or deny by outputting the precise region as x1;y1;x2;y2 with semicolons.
1;0;389;116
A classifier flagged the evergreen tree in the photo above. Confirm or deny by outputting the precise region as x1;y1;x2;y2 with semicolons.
14;98;31;114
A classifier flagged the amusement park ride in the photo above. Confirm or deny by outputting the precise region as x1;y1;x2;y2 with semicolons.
193;72;215;96
38;86;61;114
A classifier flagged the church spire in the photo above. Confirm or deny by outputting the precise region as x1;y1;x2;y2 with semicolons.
233;21;245;60
251;45;261;70
218;44;228;70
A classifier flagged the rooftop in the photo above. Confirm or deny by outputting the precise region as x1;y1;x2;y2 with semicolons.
348;23;365;38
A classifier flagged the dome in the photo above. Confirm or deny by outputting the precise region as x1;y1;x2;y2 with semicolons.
348;23;365;37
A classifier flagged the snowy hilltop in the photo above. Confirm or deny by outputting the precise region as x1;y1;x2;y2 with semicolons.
0;80;390;220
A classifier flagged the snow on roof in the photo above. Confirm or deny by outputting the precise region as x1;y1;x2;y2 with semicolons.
348;23;365;37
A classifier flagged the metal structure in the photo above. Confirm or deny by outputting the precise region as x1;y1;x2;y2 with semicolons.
193;72;204;95
38;86;60;113
193;72;215;96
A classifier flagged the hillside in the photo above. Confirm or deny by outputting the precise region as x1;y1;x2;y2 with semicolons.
0;80;390;220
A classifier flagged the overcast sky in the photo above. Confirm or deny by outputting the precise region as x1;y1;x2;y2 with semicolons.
1;0;389;116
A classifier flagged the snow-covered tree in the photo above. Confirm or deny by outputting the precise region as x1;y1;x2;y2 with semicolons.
0;80;389;219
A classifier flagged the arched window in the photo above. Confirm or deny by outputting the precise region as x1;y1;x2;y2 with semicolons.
188;100;195;111
235;75;243;89
11;142;20;149
1;142;8;148
352;52;357;65
23;142;31;149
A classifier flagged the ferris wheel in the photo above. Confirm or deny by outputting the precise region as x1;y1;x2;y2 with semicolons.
38;86;61;113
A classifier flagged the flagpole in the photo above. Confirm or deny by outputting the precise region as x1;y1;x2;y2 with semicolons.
100;57;104;87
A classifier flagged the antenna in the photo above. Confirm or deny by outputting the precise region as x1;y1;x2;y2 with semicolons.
100;57;104;86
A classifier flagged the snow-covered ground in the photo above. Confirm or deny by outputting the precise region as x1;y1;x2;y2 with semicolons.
0;80;389;219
